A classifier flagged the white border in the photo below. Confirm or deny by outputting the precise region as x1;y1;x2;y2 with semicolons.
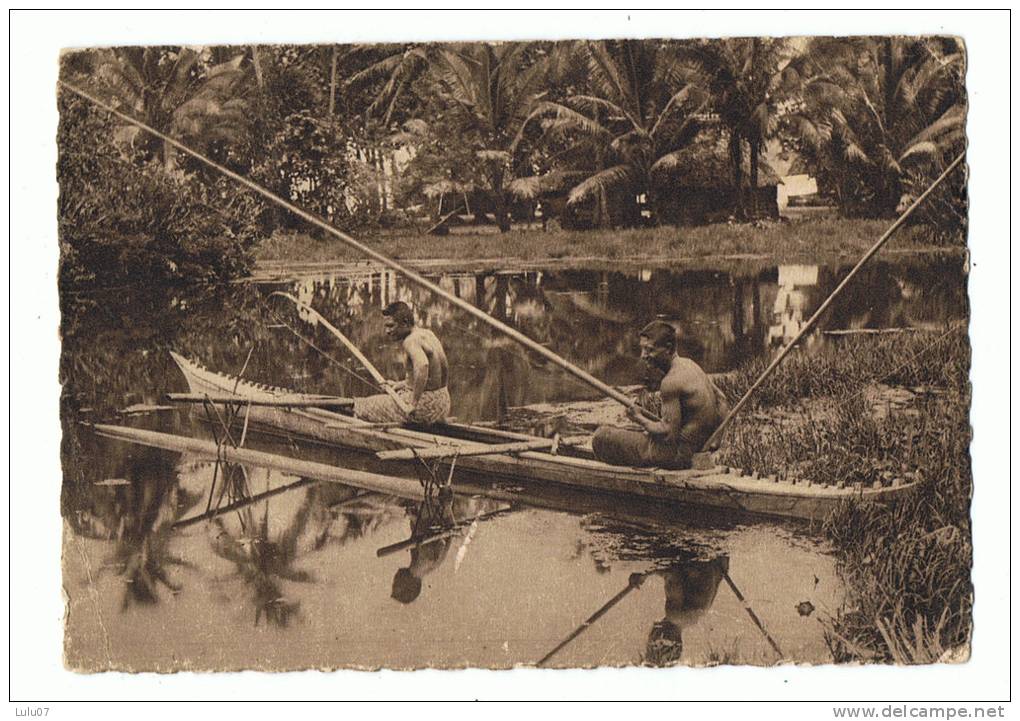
7;7;1013;710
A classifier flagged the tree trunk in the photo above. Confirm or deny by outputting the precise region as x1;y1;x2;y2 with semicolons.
376;149;388;213
251;46;264;90
491;168;511;232
749;141;760;218
328;46;338;117
729;130;745;219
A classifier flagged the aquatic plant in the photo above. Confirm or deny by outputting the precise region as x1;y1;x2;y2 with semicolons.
716;327;972;663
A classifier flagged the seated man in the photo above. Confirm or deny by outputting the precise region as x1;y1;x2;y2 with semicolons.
592;320;728;469
353;301;451;425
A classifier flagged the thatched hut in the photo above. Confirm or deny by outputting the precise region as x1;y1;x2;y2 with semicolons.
655;138;782;225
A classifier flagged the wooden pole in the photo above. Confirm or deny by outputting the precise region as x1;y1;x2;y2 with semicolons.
375;505;514;557
57;80;645;418
173;477;314;529
705;152;966;449
268;291;413;417
92;424;426;501
537;572;648;666
375;435;588;462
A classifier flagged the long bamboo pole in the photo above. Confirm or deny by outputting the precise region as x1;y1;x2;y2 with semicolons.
537;571;649;666
58;80;645;417
268;291;413;416
705;152;966;449
92;424;427;501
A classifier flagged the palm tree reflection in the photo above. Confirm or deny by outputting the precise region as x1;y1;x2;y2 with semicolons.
207;471;318;628
64;444;202;610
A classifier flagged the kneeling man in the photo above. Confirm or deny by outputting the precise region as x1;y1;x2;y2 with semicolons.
353;301;451;425
592;320;727;469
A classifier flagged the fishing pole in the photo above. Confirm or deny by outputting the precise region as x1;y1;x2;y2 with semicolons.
58;80;653;420
705;152;966;449
537;571;649;666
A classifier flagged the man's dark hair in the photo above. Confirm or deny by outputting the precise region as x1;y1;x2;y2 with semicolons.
391;567;422;604
644;619;684;667
382;301;416;327
639;320;677;351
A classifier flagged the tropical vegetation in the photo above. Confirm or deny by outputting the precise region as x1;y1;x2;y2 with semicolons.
57;36;967;286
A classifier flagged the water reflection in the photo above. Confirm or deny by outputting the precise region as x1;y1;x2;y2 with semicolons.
206;476;317;628
60;254;962;668
63;442;842;668
643;556;729;667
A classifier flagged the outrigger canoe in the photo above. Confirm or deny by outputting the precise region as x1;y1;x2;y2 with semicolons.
169;352;917;521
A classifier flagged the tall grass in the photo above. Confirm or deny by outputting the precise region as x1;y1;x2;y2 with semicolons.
716;327;972;663
255;216;944;266
714;325;970;411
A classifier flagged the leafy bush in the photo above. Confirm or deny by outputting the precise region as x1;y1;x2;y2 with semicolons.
58;92;266;287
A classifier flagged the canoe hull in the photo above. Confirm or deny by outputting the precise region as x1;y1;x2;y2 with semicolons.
169;352;916;521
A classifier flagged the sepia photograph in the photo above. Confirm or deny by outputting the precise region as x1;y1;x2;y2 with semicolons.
8;7;1013;709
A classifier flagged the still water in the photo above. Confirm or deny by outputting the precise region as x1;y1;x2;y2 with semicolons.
61;253;968;669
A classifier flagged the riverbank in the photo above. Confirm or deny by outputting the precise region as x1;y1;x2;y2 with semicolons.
255;215;961;274
719;328;972;664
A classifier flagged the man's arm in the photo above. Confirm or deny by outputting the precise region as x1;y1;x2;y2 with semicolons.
629;377;682;439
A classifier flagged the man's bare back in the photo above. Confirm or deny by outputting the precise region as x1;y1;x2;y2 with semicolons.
401;327;449;391
658;356;726;450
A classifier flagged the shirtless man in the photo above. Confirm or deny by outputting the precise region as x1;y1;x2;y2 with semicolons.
592;320;728;469
352;301;451;425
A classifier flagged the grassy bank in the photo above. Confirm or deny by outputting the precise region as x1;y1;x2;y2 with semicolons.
716;327;972;663
255;214;955;268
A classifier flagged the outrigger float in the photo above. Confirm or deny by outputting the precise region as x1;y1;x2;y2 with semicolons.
164;352;918;522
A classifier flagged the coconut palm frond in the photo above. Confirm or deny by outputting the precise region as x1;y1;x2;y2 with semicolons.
649;85;697;139
569;94;625;117
896;52;964;115
649;149;688;175
529;100;612;141
567;164;634;205
899;141;941;164
844;141;870;164
507;175;543;200
905;104;966;147
433;49;481;110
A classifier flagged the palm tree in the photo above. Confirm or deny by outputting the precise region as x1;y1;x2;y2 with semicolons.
783;37;965;217
522;40;708;227
91;46;252;170
681;37;791;218
350;42;552;231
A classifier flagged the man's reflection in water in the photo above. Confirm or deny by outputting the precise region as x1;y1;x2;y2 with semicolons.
391;488;457;604
392;488;486;605
644;556;729;666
